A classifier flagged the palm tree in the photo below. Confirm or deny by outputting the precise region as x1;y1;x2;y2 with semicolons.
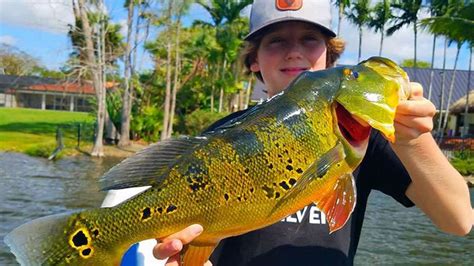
333;0;350;36
425;0;449;101
345;0;371;62
387;0;422;80
197;0;252;112
421;1;474;136
368;0;392;56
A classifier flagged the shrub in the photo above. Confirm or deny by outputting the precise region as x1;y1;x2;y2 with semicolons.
183;110;229;136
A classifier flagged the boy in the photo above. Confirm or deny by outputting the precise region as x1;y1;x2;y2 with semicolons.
153;0;472;265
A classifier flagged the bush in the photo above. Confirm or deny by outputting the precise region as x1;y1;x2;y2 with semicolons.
25;143;58;158
183;110;229;136
450;150;474;176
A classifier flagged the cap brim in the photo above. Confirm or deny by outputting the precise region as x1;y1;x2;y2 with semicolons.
244;18;336;41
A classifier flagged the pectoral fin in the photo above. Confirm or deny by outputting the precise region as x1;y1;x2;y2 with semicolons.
278;142;346;203
314;172;356;233
181;242;218;266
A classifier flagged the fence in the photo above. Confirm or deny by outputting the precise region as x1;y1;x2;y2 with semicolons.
49;123;96;159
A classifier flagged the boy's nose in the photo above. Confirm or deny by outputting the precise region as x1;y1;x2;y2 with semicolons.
285;43;303;60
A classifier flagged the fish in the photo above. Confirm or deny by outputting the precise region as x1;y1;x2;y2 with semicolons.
4;57;410;266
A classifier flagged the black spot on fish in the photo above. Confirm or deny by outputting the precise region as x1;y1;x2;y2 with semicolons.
337;163;341;167
72;230;88;248
275;192;281;199
275;143;280;148
244;168;250;174
92;229;99;237
289;178;297;186
279;181;290;190
237;196;242;201
250;188;255;193
156;207;164;214
141;207;152;220
296;168;304;174
268;163;274;169
317;167;328;179
286;165;293;171
166;204;177;213
278;154;283;158
81;248;92;256
262;185;274;199
287;158;293;164
224;194;230;201
224;129;264;158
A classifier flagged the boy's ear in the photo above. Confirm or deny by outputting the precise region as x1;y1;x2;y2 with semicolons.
250;61;260;72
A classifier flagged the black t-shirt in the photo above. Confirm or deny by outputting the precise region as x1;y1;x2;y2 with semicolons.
204;109;414;266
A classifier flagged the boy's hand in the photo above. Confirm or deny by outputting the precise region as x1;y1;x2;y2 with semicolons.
153;224;211;266
392;82;436;146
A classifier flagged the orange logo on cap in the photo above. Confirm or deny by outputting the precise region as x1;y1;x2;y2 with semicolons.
276;0;303;11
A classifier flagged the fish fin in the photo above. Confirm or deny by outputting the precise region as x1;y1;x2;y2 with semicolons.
181;242;218;266
314;172;356;233
99;136;207;190
277;142;346;204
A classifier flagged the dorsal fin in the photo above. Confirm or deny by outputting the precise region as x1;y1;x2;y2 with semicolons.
99;136;207;191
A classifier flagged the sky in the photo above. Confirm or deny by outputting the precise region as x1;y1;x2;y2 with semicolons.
0;0;472;73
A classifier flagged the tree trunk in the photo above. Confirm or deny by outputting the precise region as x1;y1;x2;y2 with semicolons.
413;22;418;80
244;76;252;110
168;18;181;138
78;0;105;157
442;45;460;131
160;1;173;140
118;0;135;147
218;58;227;113
338;4;343;36
428;35;437;101
379;31;384;57
462;46;472;137
436;38;448;139
358;26;362;62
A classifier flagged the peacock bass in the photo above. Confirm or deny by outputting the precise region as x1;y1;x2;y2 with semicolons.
5;57;410;266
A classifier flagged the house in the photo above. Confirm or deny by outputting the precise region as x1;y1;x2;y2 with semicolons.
250;66;473;137
0;74;115;112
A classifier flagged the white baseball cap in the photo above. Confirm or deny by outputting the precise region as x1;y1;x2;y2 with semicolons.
246;0;335;40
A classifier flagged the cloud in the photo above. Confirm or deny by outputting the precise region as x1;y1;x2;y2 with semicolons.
0;35;17;46
0;0;74;34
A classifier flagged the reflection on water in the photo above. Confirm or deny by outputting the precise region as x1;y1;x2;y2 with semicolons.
0;152;473;265
0;152;122;265
355;190;474;265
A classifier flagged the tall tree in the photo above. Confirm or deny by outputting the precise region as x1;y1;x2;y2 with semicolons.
74;0;107;156
197;0;252;112
346;0;371;62
421;1;474;136
333;0;350;36
118;0;136;147
368;0;392;56
425;0;449;101
387;0;422;80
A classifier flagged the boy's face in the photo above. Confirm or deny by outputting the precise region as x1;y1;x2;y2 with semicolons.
250;21;328;97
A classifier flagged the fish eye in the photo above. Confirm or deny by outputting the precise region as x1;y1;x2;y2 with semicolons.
343;68;358;80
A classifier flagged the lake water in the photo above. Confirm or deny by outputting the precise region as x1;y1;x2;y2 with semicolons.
0;152;472;265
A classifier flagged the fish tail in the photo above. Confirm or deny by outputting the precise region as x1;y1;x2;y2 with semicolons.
4;209;124;265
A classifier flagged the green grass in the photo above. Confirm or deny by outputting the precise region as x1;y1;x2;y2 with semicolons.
0;107;95;156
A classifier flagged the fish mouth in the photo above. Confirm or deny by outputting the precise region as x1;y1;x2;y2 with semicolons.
335;103;370;154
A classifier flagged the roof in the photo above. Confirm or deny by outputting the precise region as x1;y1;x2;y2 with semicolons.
250;66;474;110
404;67;473;111
27;83;97;95
0;74;58;91
449;90;474;114
0;74;117;95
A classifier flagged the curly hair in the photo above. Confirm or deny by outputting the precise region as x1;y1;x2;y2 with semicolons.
241;25;345;82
